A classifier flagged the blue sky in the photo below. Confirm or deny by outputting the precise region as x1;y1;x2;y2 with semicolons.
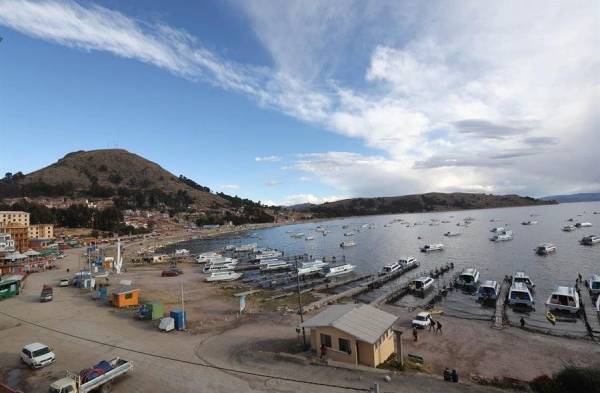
0;1;598;204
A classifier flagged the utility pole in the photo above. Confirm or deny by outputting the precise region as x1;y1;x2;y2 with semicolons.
296;260;306;348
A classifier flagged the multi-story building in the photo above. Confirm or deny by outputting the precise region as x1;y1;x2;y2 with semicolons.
0;233;16;253
0;224;28;253
28;224;54;240
0;211;30;227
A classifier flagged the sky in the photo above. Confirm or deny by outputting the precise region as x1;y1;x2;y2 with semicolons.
0;0;598;205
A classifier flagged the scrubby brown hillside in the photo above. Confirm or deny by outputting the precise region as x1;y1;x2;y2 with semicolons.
297;192;556;218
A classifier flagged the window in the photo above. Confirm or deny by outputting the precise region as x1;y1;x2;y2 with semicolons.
339;338;351;354
22;349;31;357
125;292;133;299
320;333;332;348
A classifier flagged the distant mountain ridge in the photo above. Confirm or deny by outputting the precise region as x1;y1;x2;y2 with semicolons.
292;192;555;218
540;192;600;203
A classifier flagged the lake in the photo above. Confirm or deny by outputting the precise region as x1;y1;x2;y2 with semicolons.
169;201;600;335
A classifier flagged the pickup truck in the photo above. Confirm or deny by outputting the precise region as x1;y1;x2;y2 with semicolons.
40;285;53;302
49;358;132;393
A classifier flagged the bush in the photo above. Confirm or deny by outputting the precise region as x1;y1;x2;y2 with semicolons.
531;367;600;393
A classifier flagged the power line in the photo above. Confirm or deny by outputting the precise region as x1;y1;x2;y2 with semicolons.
0;310;370;392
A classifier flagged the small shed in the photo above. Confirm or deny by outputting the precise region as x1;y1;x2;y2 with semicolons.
300;304;398;367
111;286;140;308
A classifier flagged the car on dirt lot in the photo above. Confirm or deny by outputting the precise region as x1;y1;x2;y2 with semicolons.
20;343;56;368
161;269;183;277
411;311;432;329
58;278;70;287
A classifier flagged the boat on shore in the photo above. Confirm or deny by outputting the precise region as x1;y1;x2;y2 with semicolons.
535;243;556;255
259;259;290;271
512;272;535;291
252;249;283;261
206;271;242;282
420;244;444;252
340;241;356;248
589;274;600;295
546;286;580;314
508;282;535;308
322;263;355;277
195;252;221;263
297;260;329;276
580;235;600;245
477;280;500;302
409;276;435;294
455;268;480;289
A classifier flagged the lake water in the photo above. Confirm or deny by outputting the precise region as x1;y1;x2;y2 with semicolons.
170;201;600;335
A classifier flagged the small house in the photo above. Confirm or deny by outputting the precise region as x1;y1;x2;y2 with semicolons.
111;286;140;308
300;304;398;367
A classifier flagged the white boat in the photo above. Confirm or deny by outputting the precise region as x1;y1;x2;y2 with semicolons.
297;260;329;276
174;249;190;256
420;244;444;252
259;259;290;271
546;286;580;313
575;222;592;228
206;271;242;282
381;261;402;274
291;233;304;238
203;262;237;273
323;264;355;277
490;230;513;241
235;243;258;252
305;236;315;241
343;232;355;237
195;252;221;263
456;268;480;289
340;241;356;248
580;235;600;245
522;221;538;225
253;249;283;261
444;232;461;237
223;244;236;251
589;274;600;295
512;272;535;291
477;280;500;301
562;225;576;232
409;276;435;293
398;257;417;267
535;243;556;255
508;282;535;308
490;227;505;233
314;226;326;233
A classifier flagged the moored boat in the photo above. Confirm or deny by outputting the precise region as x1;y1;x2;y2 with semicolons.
580;235;600;245
512;272;535;291
340;241;356;248
398;257;417;267
575;222;592;228
490;227;505;233
381;261;401;274
444;232;461;237
562;225;576;232
535;243;556;255
545;286;580;314
322;263;355;277
508;282;535;308
455;268;480;289
206;271;242;282
195;252;221;263
522;220;538;225
259;259;290;271
409;276;435;293
477;280;500;301
588;274;600;295
297;260;329;276
490;230;513;241
420;244;444;252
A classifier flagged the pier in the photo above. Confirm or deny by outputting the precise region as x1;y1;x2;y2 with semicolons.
493;279;510;329
578;283;600;338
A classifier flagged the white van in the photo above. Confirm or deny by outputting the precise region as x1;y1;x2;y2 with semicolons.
21;342;55;368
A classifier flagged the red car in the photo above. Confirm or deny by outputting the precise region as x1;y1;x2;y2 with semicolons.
161;269;182;277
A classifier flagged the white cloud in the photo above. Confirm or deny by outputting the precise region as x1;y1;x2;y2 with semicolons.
219;184;240;190
280;193;343;206
265;180;281;187
1;1;598;197
255;155;282;162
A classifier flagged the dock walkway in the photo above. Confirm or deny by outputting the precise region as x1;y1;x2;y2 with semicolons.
493;280;510;329
579;284;600;338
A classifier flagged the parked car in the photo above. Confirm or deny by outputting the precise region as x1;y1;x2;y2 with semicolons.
169;268;183;275
40;285;53;302
20;343;55;368
58;278;70;287
411;312;432;329
161;269;182;277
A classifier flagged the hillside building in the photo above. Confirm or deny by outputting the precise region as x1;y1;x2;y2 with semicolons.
28;224;54;240
0;211;30;227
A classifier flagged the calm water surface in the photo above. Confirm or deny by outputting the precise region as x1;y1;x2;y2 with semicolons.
172;201;600;334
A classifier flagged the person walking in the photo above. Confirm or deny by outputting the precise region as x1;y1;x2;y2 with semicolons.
320;344;327;360
451;369;459;383
436;320;443;335
520;317;525;329
429;317;436;332
413;327;418;342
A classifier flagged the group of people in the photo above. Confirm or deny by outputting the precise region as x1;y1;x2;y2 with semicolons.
444;368;459;382
412;317;442;342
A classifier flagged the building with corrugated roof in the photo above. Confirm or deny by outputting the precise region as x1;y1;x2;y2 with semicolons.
300;304;399;367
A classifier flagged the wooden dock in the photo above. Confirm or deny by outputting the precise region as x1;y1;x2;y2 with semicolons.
578;284;600;338
493;280;510;329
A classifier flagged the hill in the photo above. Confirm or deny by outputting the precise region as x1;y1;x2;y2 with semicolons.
540;192;600;203
297;192;555;218
0;149;275;225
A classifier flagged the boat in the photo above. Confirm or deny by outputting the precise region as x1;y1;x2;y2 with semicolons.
340;241;356;248
546;286;580;313
253;249;283;261
206;271;242;282
562;225;576;232
409;276;435;293
223;244;236;251
580;235;600;245
195;252;221;263
259;259;290;271
444;232;461;237
234;243;257;252
546;310;556;324
490;230;513;241
343;232;355;237
490;227;505;233
305;236;315;241
420;244;444;252
477;280;500;301
455;268;480;289
575;222;592;228
297;260;329;276
381;261;402;274
174;249;190;256
290;233;304;238
508;282;535;308
588;274;600;295
322;264;355;277
202;262;237;273
512;272;535;291
398;257;417;267
522;221;538;225
535;243;556;255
